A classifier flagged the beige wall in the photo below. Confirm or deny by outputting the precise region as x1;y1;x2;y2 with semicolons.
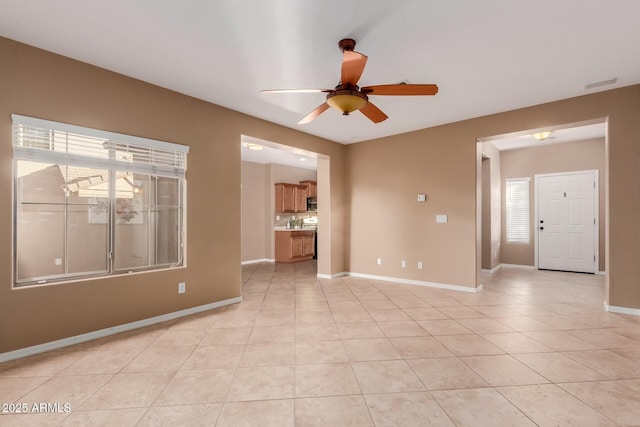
270;163;317;185
481;142;502;270
346;85;640;309
241;161;267;262
346;128;478;287
0;37;345;353
500;139;606;270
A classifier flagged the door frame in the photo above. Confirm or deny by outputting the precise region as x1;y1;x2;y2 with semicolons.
534;169;599;272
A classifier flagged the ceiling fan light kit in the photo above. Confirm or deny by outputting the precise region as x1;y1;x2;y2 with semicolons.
261;38;438;124
326;90;368;115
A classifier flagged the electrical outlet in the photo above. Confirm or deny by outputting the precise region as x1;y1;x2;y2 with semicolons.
401;260;406;268
377;258;382;265
54;258;63;266
178;282;186;294
418;261;423;269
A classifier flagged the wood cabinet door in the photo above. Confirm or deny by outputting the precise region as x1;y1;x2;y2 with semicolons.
300;181;317;198
283;186;296;212
295;185;307;212
302;234;315;256
290;235;304;258
307;182;317;198
275;183;296;213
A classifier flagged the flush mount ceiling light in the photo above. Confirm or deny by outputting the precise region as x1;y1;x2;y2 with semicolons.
532;131;552;141
245;142;265;151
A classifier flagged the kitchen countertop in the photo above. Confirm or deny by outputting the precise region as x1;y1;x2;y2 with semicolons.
274;227;316;231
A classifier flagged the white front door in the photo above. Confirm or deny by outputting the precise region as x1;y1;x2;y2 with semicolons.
537;171;597;273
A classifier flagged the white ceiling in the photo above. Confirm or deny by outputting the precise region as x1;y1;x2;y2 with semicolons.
487;122;606;152
1;0;639;147
241;136;318;170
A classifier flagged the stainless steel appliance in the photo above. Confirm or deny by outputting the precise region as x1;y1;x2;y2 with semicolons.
307;197;317;212
302;217;318;259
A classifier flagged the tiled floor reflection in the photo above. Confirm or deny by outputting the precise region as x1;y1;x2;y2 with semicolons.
1;262;640;426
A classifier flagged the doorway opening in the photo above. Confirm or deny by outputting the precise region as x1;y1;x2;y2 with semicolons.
240;135;327;275
477;119;607;283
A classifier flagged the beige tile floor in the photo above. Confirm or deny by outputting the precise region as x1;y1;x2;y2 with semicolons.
1;262;640;426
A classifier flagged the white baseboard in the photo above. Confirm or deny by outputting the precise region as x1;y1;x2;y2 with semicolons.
500;263;536;270
241;258;275;265
604;300;640;316
317;271;348;280
346;272;482;293
481;265;502;275
0;296;242;363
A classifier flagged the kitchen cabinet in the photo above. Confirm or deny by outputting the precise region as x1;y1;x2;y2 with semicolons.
275;230;315;262
275;183;307;213
300;180;317;198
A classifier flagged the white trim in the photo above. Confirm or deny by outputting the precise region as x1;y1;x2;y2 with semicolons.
317;272;348;280
0;296;241;363
604;300;640;316
481;265;502;274
347;272;482;293
241;258;275;265
12;114;189;153
596;270;606;276
501;263;536;270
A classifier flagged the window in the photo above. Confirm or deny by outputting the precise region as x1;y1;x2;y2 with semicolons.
506;177;530;243
12;114;189;286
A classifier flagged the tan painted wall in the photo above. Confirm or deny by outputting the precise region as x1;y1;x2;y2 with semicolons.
0;37;345;353
481;142;502;270
346;127;478;287
346;85;640;309
500;139;606;270
241;161;267;262
270;163;317;185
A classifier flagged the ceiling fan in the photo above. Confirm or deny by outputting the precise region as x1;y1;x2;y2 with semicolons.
261;38;438;124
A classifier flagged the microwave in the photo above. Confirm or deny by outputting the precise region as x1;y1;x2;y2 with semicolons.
306;197;317;212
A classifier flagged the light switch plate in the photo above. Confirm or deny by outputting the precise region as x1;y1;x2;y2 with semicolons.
417;194;426;202
436;214;448;223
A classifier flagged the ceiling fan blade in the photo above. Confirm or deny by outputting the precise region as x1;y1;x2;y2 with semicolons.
360;102;388;123
261;88;332;94
361;84;439;96
298;102;330;124
341;50;368;86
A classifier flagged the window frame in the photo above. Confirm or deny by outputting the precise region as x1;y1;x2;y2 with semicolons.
12;114;189;287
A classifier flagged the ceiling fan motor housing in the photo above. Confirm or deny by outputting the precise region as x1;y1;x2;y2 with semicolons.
338;38;356;52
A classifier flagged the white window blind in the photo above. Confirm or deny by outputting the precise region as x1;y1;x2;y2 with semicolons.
506;177;530;243
12;114;189;178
